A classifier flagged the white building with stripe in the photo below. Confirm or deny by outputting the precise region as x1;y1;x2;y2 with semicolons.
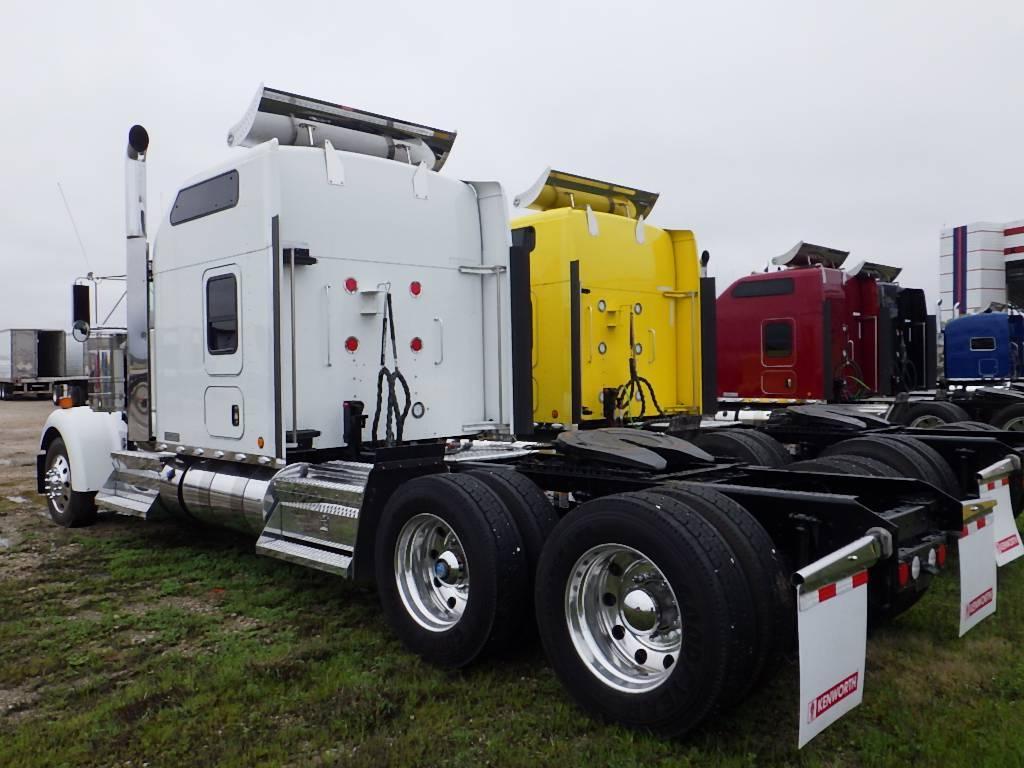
939;220;1024;320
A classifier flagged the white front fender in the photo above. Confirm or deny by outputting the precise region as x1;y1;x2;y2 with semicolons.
39;407;125;492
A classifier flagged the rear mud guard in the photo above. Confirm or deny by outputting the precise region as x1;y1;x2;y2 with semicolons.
977;457;1023;567
793;532;886;748
959;499;998;637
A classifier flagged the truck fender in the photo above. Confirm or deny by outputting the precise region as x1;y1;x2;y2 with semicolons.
37;407;124;493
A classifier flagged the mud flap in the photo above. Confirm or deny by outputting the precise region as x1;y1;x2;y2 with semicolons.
959;499;998;637
977;458;1023;567
793;534;885;748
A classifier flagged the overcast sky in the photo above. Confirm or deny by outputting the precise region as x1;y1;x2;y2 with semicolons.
3;1;1023;330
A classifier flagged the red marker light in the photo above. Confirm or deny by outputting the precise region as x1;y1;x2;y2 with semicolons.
937;544;947;567
344;277;358;293
551;409;559;420
410;337;423;352
410;281;422;297
344;336;359;353
898;562;910;587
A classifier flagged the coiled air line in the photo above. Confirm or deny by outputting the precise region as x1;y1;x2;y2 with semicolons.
372;290;412;445
615;311;663;418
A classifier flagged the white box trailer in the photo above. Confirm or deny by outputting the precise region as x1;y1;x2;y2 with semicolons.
0;328;84;400
32;85;1024;748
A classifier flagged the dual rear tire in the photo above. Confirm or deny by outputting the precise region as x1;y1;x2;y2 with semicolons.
534;488;789;736
374;470;556;669
375;470;790;737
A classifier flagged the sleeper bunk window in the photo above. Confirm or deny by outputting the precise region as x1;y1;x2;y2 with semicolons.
170;170;239;225
207;275;238;355
970;337;996;351
763;321;793;359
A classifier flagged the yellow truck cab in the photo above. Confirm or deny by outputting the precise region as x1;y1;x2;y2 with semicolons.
509;169;709;430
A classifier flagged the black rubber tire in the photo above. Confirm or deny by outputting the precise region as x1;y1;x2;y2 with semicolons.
789;454;900;478
821;435;957;497
787;456;864;475
893;401;970;427
641;490;758;707
834;455;903;477
943;420;1001;432
465;468;558;583
692;429;784;467
650;485;793;690
535;491;743;736
738;430;792;466
44;438;97;528
989;403;1024;431
374;473;528;669
879;434;961;498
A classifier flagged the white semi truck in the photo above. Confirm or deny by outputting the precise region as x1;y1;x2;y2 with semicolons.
36;86;1023;747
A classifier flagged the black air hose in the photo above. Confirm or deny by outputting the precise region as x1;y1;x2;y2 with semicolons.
614;312;663;419
371;292;412;445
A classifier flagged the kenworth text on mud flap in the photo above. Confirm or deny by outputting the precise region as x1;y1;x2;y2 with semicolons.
34;86;1021;747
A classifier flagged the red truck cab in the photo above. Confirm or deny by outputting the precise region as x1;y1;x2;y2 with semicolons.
716;243;934;402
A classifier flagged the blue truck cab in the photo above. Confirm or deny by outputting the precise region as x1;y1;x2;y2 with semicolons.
944;312;1024;381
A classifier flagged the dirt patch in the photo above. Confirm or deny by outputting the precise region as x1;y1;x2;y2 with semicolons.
0;683;42;722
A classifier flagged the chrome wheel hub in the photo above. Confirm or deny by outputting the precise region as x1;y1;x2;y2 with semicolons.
45;454;71;513
395;513;469;631
909;415;943;429
1003;417;1024;432
566;544;682;693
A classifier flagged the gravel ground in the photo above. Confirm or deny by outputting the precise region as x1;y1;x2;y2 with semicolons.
0;400;55;549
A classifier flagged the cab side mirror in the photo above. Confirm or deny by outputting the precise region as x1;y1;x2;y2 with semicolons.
72;284;91;341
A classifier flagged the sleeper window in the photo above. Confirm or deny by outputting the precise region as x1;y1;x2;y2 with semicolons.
763;321;793;359
207;275;238;355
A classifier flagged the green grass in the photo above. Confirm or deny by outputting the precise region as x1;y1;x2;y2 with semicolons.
1;504;1023;768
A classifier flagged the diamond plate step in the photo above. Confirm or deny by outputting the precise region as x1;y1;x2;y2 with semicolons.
255;534;353;577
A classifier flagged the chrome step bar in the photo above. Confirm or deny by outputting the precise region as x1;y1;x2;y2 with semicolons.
95;449;174;519
255;460;372;578
254;534;353;577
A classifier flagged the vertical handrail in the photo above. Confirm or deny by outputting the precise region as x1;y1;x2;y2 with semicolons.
434;317;444;365
324;284;332;367
290;251;298;445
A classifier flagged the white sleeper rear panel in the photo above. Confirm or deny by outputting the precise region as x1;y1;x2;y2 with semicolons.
277;146;511;447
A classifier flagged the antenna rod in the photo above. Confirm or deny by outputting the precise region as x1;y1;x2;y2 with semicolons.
57;182;92;273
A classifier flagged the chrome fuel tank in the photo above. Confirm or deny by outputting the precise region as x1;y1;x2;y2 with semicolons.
160;459;279;535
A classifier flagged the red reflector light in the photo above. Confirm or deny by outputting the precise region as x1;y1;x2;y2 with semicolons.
898;562;910;587
344;336;359;353
344;277;358;293
937;544;947;567
551;410;559;419
410;281;422;296
410;337;423;352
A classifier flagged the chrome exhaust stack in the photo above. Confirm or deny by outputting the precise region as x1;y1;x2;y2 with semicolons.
125;125;152;442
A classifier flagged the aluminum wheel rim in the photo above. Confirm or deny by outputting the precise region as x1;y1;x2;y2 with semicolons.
45;454;71;514
565;543;682;693
909;415;945;429
395;513;469;632
1001;416;1024;432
